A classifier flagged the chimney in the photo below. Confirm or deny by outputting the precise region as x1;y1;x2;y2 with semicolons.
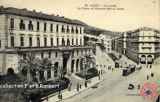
33;9;36;12
0;5;4;9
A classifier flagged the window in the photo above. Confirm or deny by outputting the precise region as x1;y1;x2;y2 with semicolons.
37;22;39;31
37;37;40;47
56;24;59;33
67;25;70;33
19;20;25;30
44;37;47;47
76;39;78;45
28;20;33;31
41;52;44;58
20;36;24;46
72;39;74;45
55;52;58;57
67;39;70;46
48;52;51;58
57;38;59;46
29;36;32;47
44;23;47;32
47;70;51;79
80;27;82;34
10;18;14;29
61;25;65;33
54;64;58;77
51;38;53;46
10;36;14;47
71;27;74;33
75;27;78;34
50;24;53;32
62;38;65;46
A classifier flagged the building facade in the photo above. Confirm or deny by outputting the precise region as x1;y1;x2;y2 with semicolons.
112;27;160;64
99;34;112;53
111;32;123;54
0;7;93;80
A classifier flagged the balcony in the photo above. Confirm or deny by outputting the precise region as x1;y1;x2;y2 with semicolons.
4;45;93;53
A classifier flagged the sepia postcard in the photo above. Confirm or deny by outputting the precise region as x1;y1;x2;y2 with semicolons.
0;0;160;102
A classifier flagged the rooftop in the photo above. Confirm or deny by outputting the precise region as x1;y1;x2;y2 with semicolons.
126;27;160;34
0;6;87;26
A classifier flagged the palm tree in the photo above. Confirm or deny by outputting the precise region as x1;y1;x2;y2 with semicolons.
18;53;41;83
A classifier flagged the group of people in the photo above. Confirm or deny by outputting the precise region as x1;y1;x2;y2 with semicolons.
146;64;152;69
68;80;88;92
128;63;155;91
146;72;154;80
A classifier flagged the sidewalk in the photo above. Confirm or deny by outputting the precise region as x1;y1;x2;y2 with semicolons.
112;51;137;66
42;76;103;102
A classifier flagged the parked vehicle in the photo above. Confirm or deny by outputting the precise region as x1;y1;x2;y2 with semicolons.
122;65;135;76
136;65;142;70
128;84;134;90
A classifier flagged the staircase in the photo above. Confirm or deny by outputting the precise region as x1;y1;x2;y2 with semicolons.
66;74;85;90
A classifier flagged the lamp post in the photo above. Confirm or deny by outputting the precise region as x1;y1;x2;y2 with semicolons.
58;66;63;101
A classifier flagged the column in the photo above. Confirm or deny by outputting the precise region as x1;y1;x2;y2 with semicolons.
44;70;47;81
74;59;77;73
58;58;63;78
78;59;81;73
51;68;54;80
36;71;40;83
67;54;72;74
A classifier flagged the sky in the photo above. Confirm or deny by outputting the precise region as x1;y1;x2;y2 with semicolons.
0;0;159;31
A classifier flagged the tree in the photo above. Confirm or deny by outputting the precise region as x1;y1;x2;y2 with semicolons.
85;54;96;69
39;58;52;69
82;55;96;76
18;53;41;83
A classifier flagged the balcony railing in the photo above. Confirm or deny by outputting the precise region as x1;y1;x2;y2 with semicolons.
4;45;93;53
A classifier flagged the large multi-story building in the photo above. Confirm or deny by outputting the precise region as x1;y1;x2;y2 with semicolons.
111;34;123;54
0;6;93;80
99;34;114;53
112;27;160;64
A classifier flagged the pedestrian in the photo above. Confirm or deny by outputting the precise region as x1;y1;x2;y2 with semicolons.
98;71;101;75
150;64;152;69
77;83;79;91
85;81;88;88
101;70;103;75
80;84;82;89
108;66;110;70
147;75;149;80
137;84;140;90
151;73;154;77
61;93;63;100
46;96;48;101
98;74;101;80
68;82;72;91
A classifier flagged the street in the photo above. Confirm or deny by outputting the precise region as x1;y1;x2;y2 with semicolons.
44;47;159;102
61;66;158;102
60;47;159;102
62;69;135;102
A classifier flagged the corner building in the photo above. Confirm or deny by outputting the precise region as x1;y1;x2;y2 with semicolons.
0;7;93;80
125;27;160;64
